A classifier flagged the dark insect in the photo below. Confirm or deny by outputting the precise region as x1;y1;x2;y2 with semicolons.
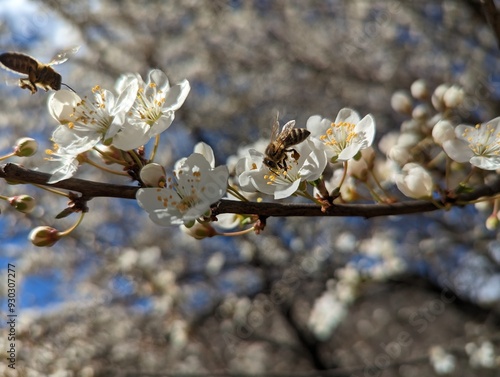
0;47;79;94
263;119;310;173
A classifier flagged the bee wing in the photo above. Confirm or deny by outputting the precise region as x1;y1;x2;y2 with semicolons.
280;120;296;135
49;46;80;65
3;76;21;86
270;118;280;142
269;119;296;151
278;120;295;145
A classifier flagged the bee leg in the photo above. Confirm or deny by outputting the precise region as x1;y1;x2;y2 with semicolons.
279;159;287;171
19;78;37;94
27;67;39;94
287;149;301;163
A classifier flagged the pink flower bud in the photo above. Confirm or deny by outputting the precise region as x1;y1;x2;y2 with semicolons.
180;222;217;239
14;137;38;157
8;195;35;214
29;226;61;247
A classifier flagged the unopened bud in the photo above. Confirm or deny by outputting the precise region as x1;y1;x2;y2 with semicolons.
395;163;434;199
29;226;61;247
181;222;217;239
486;215;499;231
14;137;37;157
443;85;464;108
431;84;450;111
412;104;431;120
76;153;88;164
140;163;166;187
410;79;429;100
390;91;413;114
388;145;410;165
9;195;35;213
98;145;125;165
432;120;455;145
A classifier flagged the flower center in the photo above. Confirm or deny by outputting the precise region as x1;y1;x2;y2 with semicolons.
264;167;298;185
156;171;205;213
134;85;165;126
319;121;357;153
68;86;113;134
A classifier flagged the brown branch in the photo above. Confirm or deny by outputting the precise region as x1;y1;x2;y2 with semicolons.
0;163;138;200
481;0;500;50
212;199;439;218
2;163;500;219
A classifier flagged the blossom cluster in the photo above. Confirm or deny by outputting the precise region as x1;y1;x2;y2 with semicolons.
236;108;376;200
12;71;500;239
44;70;190;182
385;81;500;201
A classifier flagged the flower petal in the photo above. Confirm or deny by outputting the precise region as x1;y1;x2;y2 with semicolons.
335;108;360;124
194;142;215;168
163;79;191;110
274;179;301;199
442;139;474;163
470;156;500;170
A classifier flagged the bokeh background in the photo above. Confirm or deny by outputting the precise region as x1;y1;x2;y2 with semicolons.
1;1;500;376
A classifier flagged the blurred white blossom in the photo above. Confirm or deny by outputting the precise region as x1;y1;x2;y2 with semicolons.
308;290;347;341
465;341;496;368
429;346;456;375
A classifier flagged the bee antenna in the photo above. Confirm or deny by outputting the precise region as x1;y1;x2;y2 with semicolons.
61;83;76;93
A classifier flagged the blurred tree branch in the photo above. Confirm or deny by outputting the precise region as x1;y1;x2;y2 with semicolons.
481;0;500;49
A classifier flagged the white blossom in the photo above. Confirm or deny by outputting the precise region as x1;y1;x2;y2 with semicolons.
306;108;375;162
443;117;500;170
136;148;228;226
48;81;138;154
112;69;190;150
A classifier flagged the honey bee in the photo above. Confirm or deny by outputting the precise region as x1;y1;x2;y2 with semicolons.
263;118;310;173
0;46;79;94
